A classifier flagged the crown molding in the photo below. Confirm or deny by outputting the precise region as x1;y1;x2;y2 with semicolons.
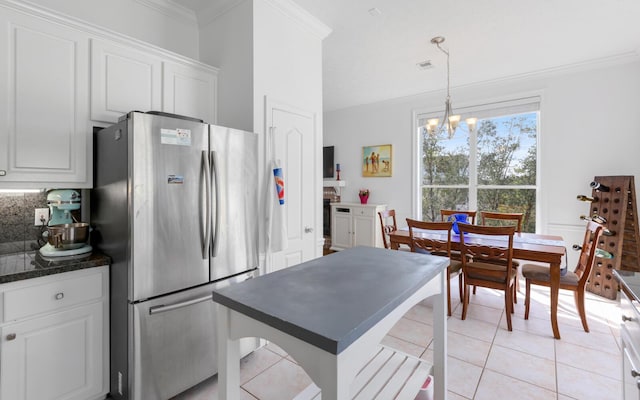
327;51;640;113
0;0;215;70
134;0;197;25
197;0;331;40
263;0;331;40
196;0;245;27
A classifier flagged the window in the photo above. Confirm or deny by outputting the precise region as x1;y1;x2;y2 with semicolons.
415;97;539;232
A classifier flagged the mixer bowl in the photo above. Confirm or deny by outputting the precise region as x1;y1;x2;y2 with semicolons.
47;223;90;249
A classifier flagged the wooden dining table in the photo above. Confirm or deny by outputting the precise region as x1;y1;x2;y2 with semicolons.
390;229;568;339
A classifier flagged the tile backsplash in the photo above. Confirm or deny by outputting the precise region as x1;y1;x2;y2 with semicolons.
0;191;48;255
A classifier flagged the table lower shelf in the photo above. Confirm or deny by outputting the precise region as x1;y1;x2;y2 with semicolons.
293;345;433;400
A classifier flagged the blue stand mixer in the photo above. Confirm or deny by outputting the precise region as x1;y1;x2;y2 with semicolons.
39;189;92;258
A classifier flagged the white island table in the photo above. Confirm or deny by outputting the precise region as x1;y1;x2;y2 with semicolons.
212;246;448;400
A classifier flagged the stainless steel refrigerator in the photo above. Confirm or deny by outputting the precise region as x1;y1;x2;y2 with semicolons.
91;111;259;400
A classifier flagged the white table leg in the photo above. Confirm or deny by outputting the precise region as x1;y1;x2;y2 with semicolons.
318;365;350;400
217;304;240;400
432;271;447;400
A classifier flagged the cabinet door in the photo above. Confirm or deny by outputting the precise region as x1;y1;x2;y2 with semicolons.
90;39;162;123
0;10;90;187
1;302;105;400
162;61;217;123
332;209;353;250
353;214;375;247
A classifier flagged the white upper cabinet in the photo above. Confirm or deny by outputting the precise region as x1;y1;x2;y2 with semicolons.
0;9;91;188
0;1;219;189
90;39;162;123
163;61;218;123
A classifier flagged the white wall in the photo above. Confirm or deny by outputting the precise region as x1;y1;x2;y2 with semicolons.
324;57;640;265
199;0;254;131
23;0;199;59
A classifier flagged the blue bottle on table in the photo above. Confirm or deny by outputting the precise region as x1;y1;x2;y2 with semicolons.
448;213;468;234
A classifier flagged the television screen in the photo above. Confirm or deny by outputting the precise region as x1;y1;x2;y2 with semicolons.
323;146;334;178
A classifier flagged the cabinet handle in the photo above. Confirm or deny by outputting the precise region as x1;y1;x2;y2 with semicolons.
55;292;64;300
623;315;634;322
304;226;314;233
0;170;5;176
6;333;16;341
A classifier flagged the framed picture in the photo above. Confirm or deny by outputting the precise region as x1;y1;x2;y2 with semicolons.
362;144;392;177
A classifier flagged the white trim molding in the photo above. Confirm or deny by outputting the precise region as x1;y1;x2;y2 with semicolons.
263;0;332;40
134;0;197;24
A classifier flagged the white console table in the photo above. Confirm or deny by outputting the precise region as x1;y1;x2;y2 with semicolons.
213;247;448;400
330;203;386;251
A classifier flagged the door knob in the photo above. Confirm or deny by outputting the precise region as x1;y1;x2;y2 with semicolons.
304;226;314;233
6;333;16;341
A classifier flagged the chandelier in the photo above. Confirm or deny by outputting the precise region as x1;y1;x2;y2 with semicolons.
426;36;477;139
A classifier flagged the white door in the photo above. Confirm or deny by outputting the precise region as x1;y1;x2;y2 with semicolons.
267;101;317;272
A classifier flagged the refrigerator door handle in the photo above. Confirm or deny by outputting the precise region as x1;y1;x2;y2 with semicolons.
210;150;221;257
148;294;213;315
202;150;212;259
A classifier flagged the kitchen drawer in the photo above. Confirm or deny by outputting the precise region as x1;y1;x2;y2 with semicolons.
622;289;640;341
2;268;105;323
351;206;377;217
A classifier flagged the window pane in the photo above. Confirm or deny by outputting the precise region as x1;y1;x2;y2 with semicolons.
422;187;469;222
420;126;469;185
477;113;537;186
478;188;536;232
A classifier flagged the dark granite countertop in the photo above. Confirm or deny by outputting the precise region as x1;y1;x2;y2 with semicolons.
0;251;111;284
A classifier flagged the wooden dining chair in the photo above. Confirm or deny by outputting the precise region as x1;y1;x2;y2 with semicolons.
440;209;477;225
406;219;462;316
481;211;524;232
479;211;525;301
378;210;398;249
522;221;604;333
458;223;517;331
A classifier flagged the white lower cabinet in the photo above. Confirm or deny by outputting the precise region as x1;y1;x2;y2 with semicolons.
0;267;109;400
330;203;386;251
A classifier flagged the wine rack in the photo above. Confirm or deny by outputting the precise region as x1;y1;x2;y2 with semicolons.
584;176;640;299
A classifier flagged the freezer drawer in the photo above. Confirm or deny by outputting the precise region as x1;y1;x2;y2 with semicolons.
127;271;258;400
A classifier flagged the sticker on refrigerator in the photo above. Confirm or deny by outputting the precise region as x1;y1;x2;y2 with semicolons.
168;175;184;184
160;128;191;146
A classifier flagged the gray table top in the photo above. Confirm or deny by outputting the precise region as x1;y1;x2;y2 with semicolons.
212;246;448;354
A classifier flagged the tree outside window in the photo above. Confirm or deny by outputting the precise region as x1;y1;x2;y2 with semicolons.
419;111;538;232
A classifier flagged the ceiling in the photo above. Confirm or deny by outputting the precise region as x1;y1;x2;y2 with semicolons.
174;0;640;112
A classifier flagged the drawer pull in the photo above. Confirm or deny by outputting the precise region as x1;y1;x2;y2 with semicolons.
55;292;64;300
623;315;635;322
6;333;16;341
0;170;6;176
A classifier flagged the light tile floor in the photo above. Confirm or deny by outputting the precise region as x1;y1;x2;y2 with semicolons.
173;277;622;400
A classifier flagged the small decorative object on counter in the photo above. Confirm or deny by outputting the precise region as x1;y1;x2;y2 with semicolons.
336;163;341;181
359;189;370;204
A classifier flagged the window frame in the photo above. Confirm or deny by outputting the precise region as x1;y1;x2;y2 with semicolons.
412;96;542;231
